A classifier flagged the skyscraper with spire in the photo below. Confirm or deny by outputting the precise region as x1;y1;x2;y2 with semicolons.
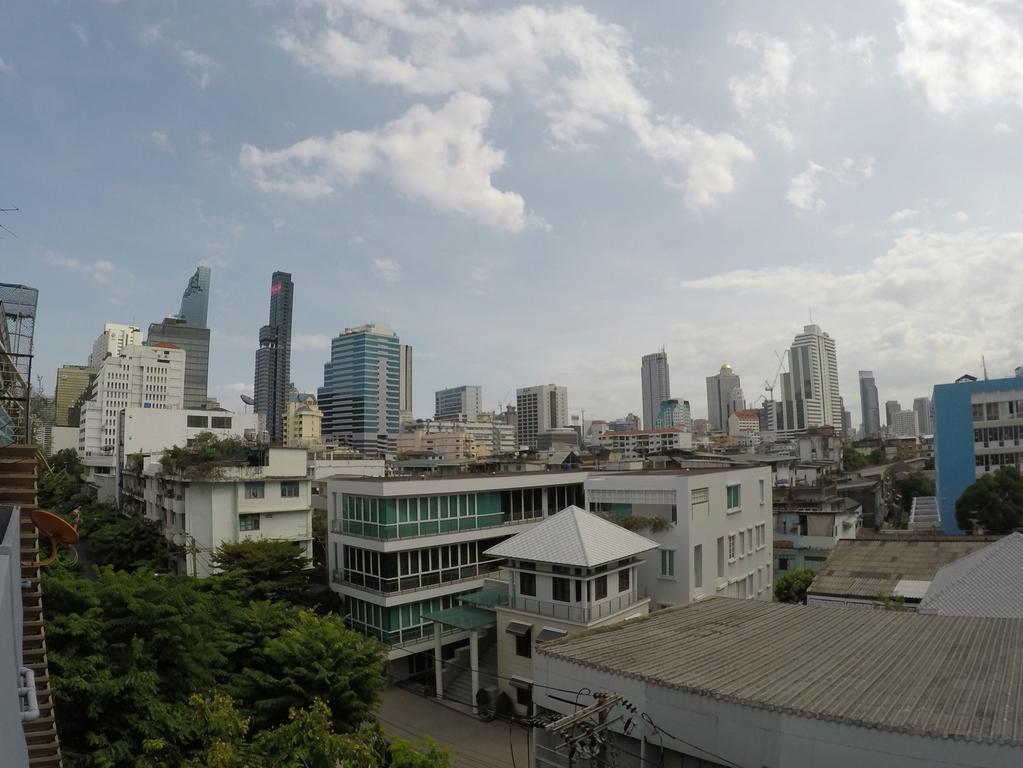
146;265;212;409
641;350;671;430
254;271;294;442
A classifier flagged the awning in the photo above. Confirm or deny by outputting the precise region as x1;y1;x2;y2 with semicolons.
535;627;568;644
505;620;533;637
461;584;510;607
420;605;496;631
509;677;533;691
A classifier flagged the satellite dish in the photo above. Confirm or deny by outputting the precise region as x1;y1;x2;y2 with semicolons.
26;508;80;567
240;394;256;406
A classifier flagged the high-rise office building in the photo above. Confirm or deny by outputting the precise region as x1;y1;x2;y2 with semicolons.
893;410;918;438
858;371;881;438
774;324;841;435
399;344;413;424
641;350;671;430
89;323;141;369
884;400;901;430
54;364;94;427
318;323;401;456
913;396;934;435
435;385;483;421
706;364;743;433
147;318;210;410
177;265;211;327
515;384;568;450
655;398;692;431
253;271;294;442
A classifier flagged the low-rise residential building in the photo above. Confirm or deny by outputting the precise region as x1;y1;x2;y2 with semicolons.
727;408;762;447
125;445;313;577
533;598;1023;768
585;466;773;605
282;395;323;448
597;427;693;456
402;418;517;456
806;535;997;610
397;429;482;461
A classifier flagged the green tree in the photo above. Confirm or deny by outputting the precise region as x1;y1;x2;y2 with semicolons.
842;447;867;472
773;568;815;604
79;503;176;571
895;471;936;515
955;465;1023;533
39;448;90;515
229;610;385;732
212;540;311;603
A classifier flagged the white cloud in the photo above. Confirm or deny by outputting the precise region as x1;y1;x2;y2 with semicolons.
240;93;533;231
0;57;13;74
180;48;216;89
889;207;920;223
272;1;752;212
43;251;117;284
292;333;332;351
786;156;874;213
728;31;795;147
993;121;1013;135
897;0;1023;114
954;210;969;223
146;130;171;151
72;24;88;45
371;257;401;283
829;33;877;69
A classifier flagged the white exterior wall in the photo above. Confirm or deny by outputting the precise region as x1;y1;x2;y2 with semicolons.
50;426;78;454
118;408;257;460
585;467;773;607
516;385;568;449
88;322;141;368
532;655;1021;768
597;429;693;454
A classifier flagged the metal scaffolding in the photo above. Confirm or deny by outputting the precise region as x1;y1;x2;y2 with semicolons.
0;283;38;446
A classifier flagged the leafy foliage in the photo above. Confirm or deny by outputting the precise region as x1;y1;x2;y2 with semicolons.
842;447;868;472
79;503;177;571
895;471;935;515
213;540;311;603
604;514;671;533
159;432;252;478
39;448;91;516
773;567;815;604
955;465;1023;534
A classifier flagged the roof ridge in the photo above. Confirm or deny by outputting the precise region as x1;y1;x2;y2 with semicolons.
923;533;1022;606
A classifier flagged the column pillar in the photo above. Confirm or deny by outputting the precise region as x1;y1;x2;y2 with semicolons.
433;622;443;700
469;628;480;713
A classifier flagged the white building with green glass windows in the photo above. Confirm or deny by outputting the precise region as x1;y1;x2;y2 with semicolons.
584;466;774;606
326;471;588;666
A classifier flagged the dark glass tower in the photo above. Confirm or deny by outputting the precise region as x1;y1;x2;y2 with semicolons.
254;272;293;442
146;266;212;409
178;265;211;327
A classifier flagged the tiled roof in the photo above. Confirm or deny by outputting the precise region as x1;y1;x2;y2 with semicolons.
920;533;1023;618
482;505;657;567
807;537;994;599
538;598;1023;746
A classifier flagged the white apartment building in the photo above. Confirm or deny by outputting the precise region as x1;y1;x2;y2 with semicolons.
893;409;919;437
597;427;693;455
516;384;567;450
585;467;774;605
88;322;142;369
282;396;323;448
326;472;588;666
397;429;480;461
128;446;313;577
401;418;517;457
434;385;482;421
776;324;842;436
727;408;763;447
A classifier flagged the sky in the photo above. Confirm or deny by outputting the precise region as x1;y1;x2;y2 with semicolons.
3;0;1023;429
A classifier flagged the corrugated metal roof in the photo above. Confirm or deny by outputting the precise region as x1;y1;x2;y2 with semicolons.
483;505;657;567
807;537;993;599
538;598;1023;746
920;533;1023;618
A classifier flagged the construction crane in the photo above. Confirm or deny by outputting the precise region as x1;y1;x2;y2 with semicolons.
764;350;786;401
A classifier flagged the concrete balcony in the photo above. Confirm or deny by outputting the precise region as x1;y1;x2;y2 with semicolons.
772;532;838;552
507;591;647;625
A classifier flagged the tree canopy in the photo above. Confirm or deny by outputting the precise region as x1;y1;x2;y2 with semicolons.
955;465;1023;534
78;503;177;571
773;568;815;604
213;539;312;604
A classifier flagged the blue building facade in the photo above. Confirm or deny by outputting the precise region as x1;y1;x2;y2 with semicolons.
933;374;1023;533
319;323;401;456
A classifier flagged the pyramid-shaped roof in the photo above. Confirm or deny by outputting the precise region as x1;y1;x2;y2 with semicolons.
919;532;1023;618
483;505;657;567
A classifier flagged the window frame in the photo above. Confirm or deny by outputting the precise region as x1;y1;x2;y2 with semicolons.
239;513;260;531
726;484;741;512
659;548;676;578
519;571;536;597
244;482;265;499
280;480;301;498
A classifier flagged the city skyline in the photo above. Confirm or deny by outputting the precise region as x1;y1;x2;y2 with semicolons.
5;1;1023;423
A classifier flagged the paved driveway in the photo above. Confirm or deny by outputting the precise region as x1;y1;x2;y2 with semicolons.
378;687;530;768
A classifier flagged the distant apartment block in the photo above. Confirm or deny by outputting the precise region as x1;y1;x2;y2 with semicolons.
88;323;141;369
706;364;743;433
597;427;693;455
515;384;567;450
773;325;841;436
434;385;482;422
282;395;323;448
640;351;670;430
859;371;881;437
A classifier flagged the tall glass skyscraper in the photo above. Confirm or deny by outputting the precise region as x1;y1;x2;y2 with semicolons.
318;323;400;456
146;266;212;410
178;265;211;327
254;271;294;442
859;371;881;437
641;350;671;430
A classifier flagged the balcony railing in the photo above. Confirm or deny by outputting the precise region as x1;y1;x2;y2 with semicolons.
509;592;642;624
330;510;544;541
345;617;466;648
333;561;502;595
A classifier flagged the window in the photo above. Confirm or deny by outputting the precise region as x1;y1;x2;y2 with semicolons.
187;414;208;428
728;534;736;561
519;571;536;597
660;549;675;578
281;481;300;498
211;416;232;429
239;514;260;531
759;479;766;503
726;484;741;510
747;527;754;554
738;531;745;557
746;574;754;599
778;557;790;571
618;568;630;592
716;537;724;577
594;575;608;600
516;684;532;708
516;630;532;658
552;577;571;602
244;482;265;499
694;544;703;588
987;402;1000;421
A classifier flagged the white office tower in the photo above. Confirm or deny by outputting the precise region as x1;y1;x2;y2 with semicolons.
775;325;841;435
434;385;482;421
706;364;743;432
398;344;413;424
641;350;671;430
88;323;142;369
79;344;186;457
515;384;568;450
893;410;919;438
913;397;934;435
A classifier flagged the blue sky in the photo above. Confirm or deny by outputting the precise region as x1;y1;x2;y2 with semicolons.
3;0;1023;427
